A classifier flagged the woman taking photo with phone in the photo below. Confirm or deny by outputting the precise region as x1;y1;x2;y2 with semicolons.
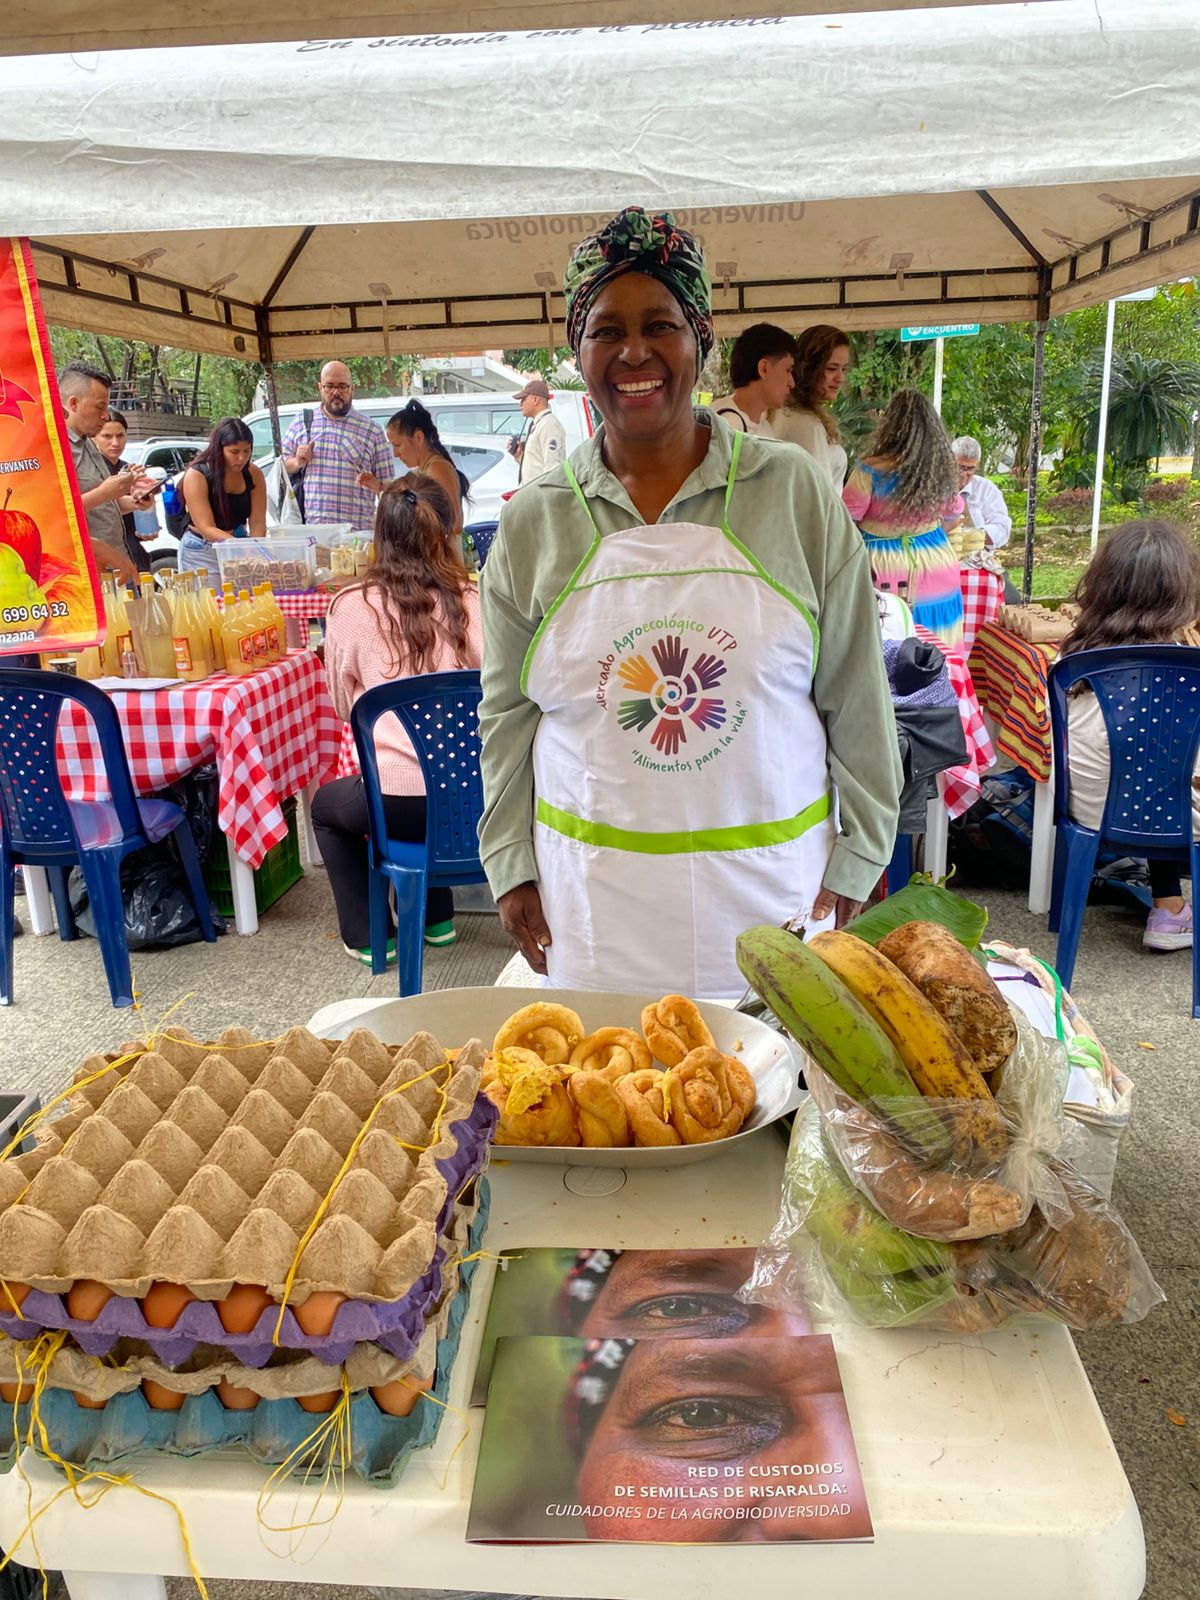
356;399;470;535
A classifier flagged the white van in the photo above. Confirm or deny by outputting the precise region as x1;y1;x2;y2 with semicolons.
241;389;596;466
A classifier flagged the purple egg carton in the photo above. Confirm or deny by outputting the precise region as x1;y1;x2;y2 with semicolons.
0;1091;496;1368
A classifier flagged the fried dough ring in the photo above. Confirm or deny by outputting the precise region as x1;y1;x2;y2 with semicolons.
568;1070;632;1147
494;1003;585;1066
722;1056;757;1121
641;995;715;1068
664;1048;746;1144
569;1027;652;1084
616;1069;681;1147
485;1077;580;1147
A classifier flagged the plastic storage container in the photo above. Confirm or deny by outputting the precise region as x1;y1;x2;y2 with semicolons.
216;535;316;593
203;797;303;918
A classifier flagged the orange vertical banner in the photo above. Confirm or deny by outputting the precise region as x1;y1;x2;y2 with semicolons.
0;237;103;656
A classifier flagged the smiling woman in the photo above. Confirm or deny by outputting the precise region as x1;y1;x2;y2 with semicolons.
477;206;903;998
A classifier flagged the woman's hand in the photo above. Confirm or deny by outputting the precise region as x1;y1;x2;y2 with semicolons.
356;470;384;494
497;882;552;975
811;887;863;929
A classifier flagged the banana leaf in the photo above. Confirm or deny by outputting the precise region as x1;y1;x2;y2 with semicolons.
844;879;988;950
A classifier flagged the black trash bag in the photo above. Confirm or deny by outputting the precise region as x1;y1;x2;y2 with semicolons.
67;764;226;949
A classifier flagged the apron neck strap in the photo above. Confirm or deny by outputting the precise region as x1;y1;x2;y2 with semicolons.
562;428;743;534
562;458;600;535
723;431;743;534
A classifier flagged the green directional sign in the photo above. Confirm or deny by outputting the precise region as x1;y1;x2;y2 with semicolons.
900;323;980;342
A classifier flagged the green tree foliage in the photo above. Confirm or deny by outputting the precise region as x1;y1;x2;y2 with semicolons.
1076;351;1200;467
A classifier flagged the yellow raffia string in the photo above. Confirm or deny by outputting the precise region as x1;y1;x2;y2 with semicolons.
270;1053;454;1345
0;1332;211;1598
403;1379;472;1493
256;1373;353;1561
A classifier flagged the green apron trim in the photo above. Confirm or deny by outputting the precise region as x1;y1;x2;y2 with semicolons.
519;478;603;696
536;791;832;856
520;432;817;694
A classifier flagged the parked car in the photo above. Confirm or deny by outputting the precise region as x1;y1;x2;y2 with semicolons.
241;389;595;463
121;435;208;475
141;428;519;570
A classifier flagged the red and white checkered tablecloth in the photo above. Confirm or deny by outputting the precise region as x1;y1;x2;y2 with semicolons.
55;651;342;866
216;590;332;623
914;624;995;820
959;566;1005;652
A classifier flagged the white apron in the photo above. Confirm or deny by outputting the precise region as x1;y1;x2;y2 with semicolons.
523;434;835;999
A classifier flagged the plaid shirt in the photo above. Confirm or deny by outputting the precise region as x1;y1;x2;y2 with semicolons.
282;405;393;527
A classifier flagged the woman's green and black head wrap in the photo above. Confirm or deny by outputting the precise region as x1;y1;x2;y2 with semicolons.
563;207;714;361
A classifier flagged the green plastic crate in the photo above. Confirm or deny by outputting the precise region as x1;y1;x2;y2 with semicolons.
204;796;304;919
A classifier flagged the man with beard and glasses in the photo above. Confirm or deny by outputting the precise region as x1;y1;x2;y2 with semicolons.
282;360;393;528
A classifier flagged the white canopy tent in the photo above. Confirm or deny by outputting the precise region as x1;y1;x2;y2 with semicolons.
0;0;1059;59
2;0;1198;366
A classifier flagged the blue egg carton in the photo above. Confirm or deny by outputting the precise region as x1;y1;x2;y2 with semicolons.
0;1183;488;1487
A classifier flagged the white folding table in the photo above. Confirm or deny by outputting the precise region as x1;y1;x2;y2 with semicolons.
0;1134;1144;1600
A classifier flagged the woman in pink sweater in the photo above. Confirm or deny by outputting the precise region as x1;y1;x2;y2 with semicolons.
314;475;483;961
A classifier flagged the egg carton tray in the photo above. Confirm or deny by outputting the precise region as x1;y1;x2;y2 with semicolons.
0;1026;496;1361
0;1187;488;1487
2;1187;485;1402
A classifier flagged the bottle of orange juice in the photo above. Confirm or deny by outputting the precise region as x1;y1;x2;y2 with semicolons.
104;577;134;676
137;574;178;678
198;579;223;669
220;590;255;676
240;588;269;668
172;578;211;681
264;583;287;662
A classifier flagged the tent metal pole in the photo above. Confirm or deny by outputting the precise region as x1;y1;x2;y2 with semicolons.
1090;297;1116;554
932;337;945;414
1022;317;1048;603
263;363;284;459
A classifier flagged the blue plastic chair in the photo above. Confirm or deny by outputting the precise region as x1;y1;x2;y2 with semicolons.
350;670;488;995
0;670;216;1008
1047;645;1200;1017
464;520;499;569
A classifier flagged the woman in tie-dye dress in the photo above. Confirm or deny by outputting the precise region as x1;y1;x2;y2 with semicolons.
842;389;965;651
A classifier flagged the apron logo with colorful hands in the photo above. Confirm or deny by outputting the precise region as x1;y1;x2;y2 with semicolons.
616;634;727;757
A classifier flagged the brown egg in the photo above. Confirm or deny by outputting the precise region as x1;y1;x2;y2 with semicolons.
66;1280;113;1322
370;1374;433;1418
140;1283;196;1329
216;1283;275;1335
215;1377;260;1412
292;1292;346;1337
296;1390;340;1414
141;1379;186;1412
0;1283;29;1311
70;1391;109;1411
0;1382;33;1404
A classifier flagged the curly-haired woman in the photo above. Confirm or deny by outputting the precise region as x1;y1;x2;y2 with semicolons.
771;324;851;489
842;388;964;650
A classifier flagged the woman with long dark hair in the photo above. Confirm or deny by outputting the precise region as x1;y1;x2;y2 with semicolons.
179;416;266;581
772;324;851;489
1061;518;1200;952
95;409;154;575
313;474;483;961
842;388;964;649
356;398;470;533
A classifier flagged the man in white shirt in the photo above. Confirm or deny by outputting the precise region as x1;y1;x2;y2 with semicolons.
512;379;567;483
708;323;796;438
951;436;1012;548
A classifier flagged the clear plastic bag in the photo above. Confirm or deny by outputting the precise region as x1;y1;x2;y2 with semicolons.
741;1100;1164;1334
806;1006;1070;1241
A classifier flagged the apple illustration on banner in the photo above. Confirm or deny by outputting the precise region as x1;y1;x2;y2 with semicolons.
0;487;42;583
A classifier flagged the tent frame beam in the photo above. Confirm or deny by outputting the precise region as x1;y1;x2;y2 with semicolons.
974;190;1048;266
1060;185;1200;292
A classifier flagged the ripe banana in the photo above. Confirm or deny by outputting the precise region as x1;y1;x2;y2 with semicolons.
809;930;1008;1165
735;924;948;1157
